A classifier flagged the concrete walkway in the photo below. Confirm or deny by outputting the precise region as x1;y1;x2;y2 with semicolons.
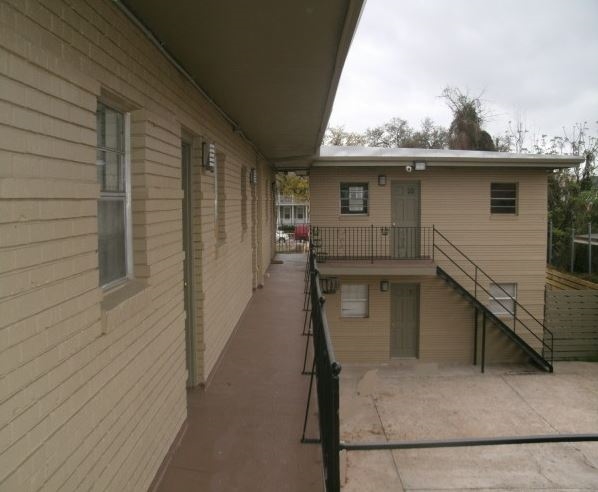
157;254;322;491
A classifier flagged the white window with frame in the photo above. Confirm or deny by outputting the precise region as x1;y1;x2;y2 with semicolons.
296;206;304;220
488;283;517;315
341;284;369;318
96;102;132;288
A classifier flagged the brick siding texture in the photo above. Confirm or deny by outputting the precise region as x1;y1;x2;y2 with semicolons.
0;1;274;490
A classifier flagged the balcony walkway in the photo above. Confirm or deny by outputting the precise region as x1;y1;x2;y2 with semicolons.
157;254;322;491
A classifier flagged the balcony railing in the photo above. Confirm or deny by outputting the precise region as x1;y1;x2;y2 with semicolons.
301;244;341;492
311;225;433;263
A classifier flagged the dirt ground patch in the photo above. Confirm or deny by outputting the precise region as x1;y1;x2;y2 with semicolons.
339;361;598;491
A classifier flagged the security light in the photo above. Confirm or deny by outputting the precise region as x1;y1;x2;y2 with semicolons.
414;161;427;171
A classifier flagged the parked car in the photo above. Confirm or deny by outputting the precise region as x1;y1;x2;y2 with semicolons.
294;224;310;241
276;230;290;243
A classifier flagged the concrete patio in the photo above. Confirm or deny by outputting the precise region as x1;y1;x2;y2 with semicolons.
340;361;598;491
156;254;322;491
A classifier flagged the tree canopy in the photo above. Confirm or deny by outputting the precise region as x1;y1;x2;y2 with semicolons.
276;173;309;202
324;86;498;151
324;117;448;149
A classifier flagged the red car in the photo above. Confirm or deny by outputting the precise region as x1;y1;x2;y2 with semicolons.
294;224;310;241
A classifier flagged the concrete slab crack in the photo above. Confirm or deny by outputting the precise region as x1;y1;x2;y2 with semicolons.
570;443;598;473
501;375;559;433
371;395;406;491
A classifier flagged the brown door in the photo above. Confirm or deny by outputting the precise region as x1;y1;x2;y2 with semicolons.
390;283;420;358
391;182;420;258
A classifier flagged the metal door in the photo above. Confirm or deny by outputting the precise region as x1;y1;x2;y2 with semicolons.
390;283;420;358
391;182;420;258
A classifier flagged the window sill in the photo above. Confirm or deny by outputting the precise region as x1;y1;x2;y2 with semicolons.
339;214;369;219
100;279;151;334
490;214;518;219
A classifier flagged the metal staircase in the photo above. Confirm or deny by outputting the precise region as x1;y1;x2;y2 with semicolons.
433;228;554;373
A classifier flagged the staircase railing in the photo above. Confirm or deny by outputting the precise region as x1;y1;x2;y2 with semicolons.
432;227;554;367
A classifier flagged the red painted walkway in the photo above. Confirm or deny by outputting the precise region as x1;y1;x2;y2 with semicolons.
157;254;322;491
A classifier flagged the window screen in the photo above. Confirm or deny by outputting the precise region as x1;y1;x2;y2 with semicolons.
491;183;517;214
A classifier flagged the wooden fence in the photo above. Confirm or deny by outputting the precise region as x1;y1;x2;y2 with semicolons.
546;267;598;290
545;290;598;360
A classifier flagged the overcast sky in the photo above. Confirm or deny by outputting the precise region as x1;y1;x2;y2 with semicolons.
328;0;598;141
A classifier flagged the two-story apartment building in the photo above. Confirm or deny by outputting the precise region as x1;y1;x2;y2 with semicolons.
310;146;581;369
0;2;363;491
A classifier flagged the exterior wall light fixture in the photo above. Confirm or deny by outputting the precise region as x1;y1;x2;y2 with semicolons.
202;142;216;171
378;174;387;186
414;161;427;171
380;280;389;292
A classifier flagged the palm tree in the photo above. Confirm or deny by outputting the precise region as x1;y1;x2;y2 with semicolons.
442;87;496;151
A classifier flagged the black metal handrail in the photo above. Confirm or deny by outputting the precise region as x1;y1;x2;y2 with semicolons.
432;228;554;365
305;244;342;492
311;225;433;262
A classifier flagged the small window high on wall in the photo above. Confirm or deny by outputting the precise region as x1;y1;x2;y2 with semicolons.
490;183;517;214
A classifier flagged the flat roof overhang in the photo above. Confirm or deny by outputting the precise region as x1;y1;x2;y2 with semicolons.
313;146;584;169
119;1;364;170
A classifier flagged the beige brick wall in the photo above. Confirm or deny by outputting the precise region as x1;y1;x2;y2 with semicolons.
311;165;548;359
0;1;274;491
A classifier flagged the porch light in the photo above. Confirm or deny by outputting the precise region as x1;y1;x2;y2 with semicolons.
249;168;257;185
414;161;427;171
320;277;339;294
379;280;389;292
378;174;387;186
